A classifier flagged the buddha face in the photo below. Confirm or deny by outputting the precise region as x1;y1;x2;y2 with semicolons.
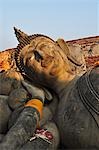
19;36;70;86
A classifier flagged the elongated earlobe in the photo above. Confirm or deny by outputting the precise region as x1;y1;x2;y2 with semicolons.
56;38;70;56
57;38;84;68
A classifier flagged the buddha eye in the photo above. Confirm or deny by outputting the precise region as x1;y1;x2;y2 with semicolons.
34;50;43;62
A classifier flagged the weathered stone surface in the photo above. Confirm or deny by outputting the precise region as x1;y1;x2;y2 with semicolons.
8;88;28;110
0;64;59;149
0;29;98;149
0;95;12;133
20;122;59;150
0;134;5;142
0;107;39;150
0;70;22;95
56;66;99;148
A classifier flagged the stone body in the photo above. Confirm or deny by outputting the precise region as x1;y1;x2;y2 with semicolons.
0;28;99;149
0;69;59;150
0;70;59;149
13;30;98;149
56;66;99;148
0;95;11;134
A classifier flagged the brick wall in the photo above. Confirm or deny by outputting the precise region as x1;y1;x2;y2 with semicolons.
67;36;99;68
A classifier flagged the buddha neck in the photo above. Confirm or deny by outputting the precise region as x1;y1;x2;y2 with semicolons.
50;68;75;94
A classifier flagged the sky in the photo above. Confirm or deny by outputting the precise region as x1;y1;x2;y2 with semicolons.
0;0;99;50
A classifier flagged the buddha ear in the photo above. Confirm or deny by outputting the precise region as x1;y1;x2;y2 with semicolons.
56;39;73;74
56;38;83;67
56;38;70;57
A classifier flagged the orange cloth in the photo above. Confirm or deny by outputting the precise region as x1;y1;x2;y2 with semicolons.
25;99;43;119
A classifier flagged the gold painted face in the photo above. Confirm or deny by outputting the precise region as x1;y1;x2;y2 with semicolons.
15;33;72;90
21;36;67;80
